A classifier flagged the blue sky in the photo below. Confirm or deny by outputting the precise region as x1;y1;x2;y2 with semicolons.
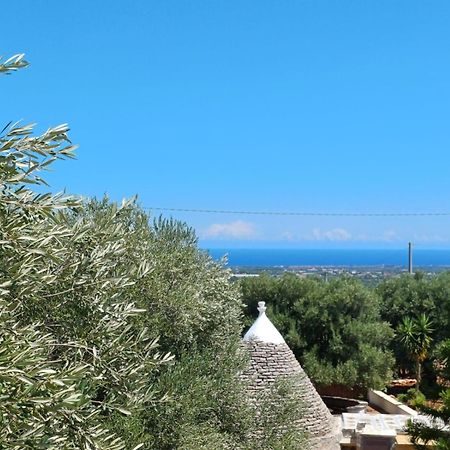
3;1;450;248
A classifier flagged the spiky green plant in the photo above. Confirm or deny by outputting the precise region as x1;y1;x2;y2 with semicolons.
397;314;434;386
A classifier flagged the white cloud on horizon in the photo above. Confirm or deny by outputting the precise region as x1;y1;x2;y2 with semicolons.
413;233;449;243
280;228;450;244
311;227;352;241
280;231;295;241
380;229;399;242
202;223;450;245
280;228;430;243
201;220;257;240
295;228;353;242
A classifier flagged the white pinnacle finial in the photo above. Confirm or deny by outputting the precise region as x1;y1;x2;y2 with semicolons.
243;301;285;344
257;301;266;315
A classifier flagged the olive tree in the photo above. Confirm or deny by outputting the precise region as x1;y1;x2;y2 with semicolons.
0;55;171;449
1;53;309;449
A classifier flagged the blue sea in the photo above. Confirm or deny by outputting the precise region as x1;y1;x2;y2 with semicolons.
204;248;450;268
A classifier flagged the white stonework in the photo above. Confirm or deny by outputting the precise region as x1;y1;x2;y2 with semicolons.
241;302;342;450
243;301;285;344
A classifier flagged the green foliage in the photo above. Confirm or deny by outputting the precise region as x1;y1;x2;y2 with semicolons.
0;112;177;448
0;55;255;449
398;388;426;409
74;201;310;449
125;347;309;450
378;273;435;328
241;273;394;391
2;54;308;449
435;339;450;382
254;377;309;450
407;359;450;449
65;199;253;448
397;314;434;385
406;340;450;449
140;344;252;450
0;53;28;74
0;303;102;449
378;273;450;372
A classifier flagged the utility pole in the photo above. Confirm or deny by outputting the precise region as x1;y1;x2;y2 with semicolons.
408;242;413;274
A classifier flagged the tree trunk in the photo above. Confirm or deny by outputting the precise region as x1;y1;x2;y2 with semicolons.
416;359;421;387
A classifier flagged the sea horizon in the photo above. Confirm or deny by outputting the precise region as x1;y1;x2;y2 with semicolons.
203;247;450;268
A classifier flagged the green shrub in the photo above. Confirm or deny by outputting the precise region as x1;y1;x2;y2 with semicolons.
398;388;426;409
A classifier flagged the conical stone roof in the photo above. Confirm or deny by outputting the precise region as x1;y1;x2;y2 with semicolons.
241;302;341;450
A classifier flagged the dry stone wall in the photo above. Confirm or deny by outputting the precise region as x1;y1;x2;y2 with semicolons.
241;340;341;450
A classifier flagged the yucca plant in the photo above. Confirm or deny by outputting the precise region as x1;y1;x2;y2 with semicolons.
397;314;434;386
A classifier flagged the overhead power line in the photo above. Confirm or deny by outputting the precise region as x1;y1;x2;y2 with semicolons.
143;207;450;217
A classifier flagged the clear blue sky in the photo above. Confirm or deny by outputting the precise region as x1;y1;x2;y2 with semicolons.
3;1;450;248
